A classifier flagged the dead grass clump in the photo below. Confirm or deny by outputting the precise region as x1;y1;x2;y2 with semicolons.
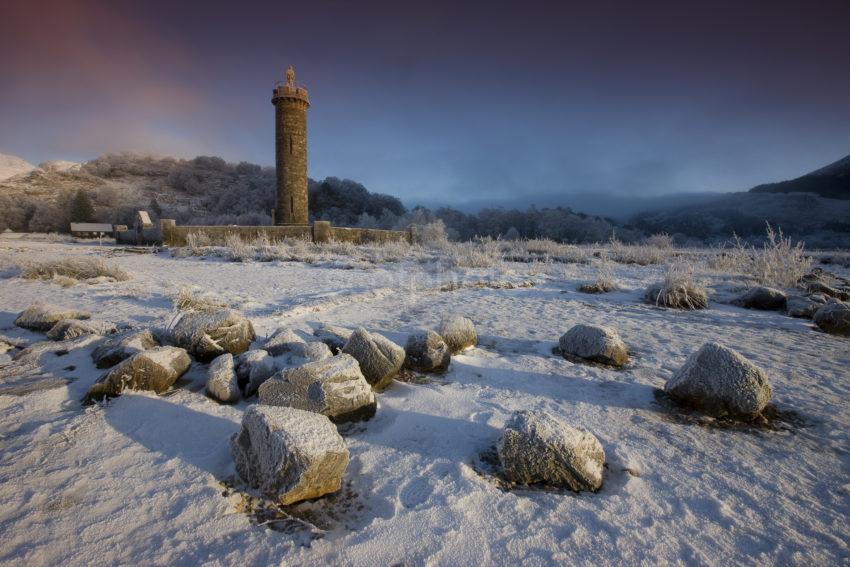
609;236;668;265
447;237;503;268
578;255;617;293
173;287;228;311
645;263;708;309
223;234;255;262
22;257;130;283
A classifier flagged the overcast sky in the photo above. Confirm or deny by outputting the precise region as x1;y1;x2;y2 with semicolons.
2;0;849;206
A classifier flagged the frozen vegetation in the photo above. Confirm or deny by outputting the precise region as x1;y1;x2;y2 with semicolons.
0;230;848;566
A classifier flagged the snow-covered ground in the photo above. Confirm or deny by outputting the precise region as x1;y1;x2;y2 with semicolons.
0;236;848;566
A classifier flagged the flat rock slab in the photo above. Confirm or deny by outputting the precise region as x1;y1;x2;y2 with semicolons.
85;346;191;401
47;319;118;341
259;353;376;423
230;405;349;505
15;303;91;332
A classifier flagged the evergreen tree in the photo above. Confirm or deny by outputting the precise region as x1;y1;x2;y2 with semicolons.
70;189;95;223
149;198;162;217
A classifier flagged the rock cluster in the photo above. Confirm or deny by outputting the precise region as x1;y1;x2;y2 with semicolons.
230;405;349;505
47;319;117;341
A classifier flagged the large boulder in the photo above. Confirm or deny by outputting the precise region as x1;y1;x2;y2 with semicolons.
235;349;277;397
206;353;240;403
404;330;451;373
313;325;353;353
263;328;332;362
259;354;376;423
735;286;787;311
230;405;349;505
785;295;825;319
15;303;91;332
85;346;191;402
497;410;605;492
91;330;158;369
46;319;117;341
813;299;850;336
559;324;629;367
437;315;477;353
342;328;405;390
664;342;772;417
169;309;255;361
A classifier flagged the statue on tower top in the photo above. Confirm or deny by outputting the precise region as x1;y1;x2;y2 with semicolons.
286;66;295;88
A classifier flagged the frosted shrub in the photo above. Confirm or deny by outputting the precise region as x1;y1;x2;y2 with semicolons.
708;225;811;289
645;263;708;309
447;237;503;268
645;233;673;249
609;236;667;265
413;221;450;249
223;233;255;262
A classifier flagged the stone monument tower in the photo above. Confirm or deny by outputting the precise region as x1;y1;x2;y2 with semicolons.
272;66;310;225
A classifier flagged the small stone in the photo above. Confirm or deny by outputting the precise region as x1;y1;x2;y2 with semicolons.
91;330;159;369
46;319;117;341
404;330;451;373
559;324;629;367
735;286;787;310
206;353;240;403
235;349;277;397
342;328;405;390
313;325;353;353
437;315;477;353
15;303;91;332
497;410;605;492
230;405;349;505
85;346;191;401
665;342;772;417
169;309;255;361
259;354;376;423
813;299;850;336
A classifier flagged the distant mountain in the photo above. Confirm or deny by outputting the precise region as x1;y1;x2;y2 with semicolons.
0;153;36;181
749;154;850;199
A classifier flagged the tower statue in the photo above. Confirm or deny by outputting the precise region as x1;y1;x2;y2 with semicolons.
272;66;310;225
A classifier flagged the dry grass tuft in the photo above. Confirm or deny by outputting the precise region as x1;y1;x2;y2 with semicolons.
173;287;228;312
579;254;617;293
646;263;709;309
21;257;130;283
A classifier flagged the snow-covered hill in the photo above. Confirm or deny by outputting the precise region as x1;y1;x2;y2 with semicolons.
0;154;36;181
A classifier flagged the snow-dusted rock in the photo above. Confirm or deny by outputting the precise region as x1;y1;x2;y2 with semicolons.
342;328;405;390
313;325;353;353
230;405;349;505
437;315;477;353
559;324;629;367
91;330;158;369
497;410;605;492
259;354;376;423
169;309;255;361
15;303;91;332
264;328;332;361
85;346;191;401
206;353;240;403
785;295;822;319
46;319;117;341
806;281;850;302
736;286;787;310
665;342;772;417
236;349;277;397
404;330;451;373
813;299;850;336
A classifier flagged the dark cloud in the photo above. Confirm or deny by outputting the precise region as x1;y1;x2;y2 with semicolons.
1;0;849;204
